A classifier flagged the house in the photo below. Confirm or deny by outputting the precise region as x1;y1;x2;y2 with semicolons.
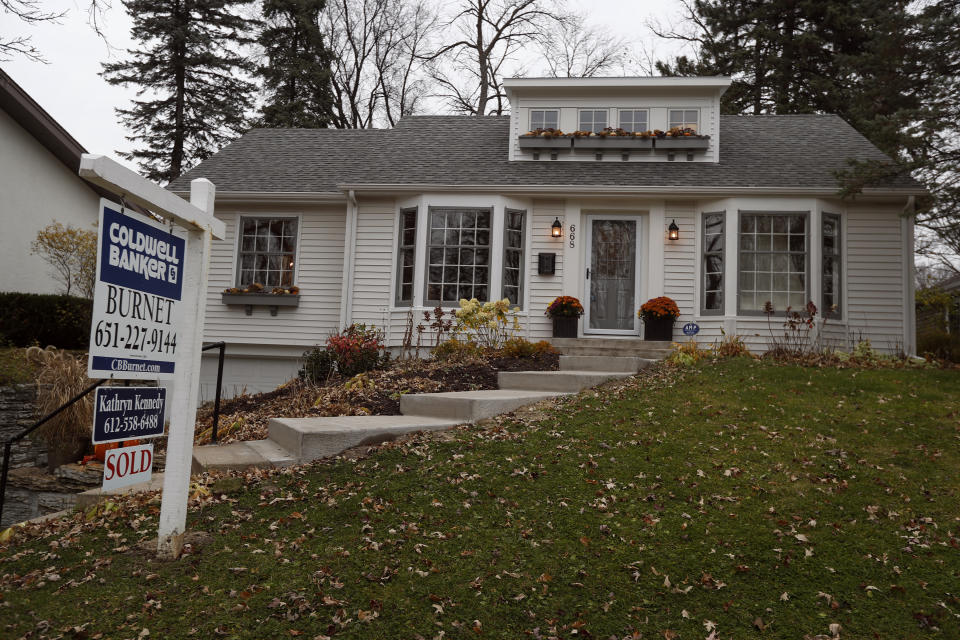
168;77;924;397
0;67;106;295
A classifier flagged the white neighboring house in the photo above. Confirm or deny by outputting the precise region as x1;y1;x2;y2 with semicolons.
168;76;926;399
0;68;104;296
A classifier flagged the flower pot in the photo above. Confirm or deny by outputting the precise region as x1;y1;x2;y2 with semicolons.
643;316;675;341
654;137;710;150
552;316;579;338
518;136;572;150
573;136;653;151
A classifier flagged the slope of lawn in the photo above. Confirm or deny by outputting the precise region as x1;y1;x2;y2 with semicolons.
2;357;959;639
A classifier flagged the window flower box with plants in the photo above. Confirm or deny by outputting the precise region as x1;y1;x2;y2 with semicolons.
638;296;679;341
222;284;300;316
518;128;572;150
652;127;710;150
545;296;584;338
572;128;653;150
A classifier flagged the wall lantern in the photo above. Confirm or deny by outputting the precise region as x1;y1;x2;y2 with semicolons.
551;217;563;238
667;219;680;241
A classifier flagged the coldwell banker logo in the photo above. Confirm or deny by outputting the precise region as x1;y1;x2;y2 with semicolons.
100;206;184;302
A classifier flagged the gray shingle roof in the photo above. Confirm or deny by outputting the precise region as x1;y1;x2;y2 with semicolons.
168;114;923;194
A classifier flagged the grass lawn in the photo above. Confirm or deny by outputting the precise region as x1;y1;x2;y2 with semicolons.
2;357;959;639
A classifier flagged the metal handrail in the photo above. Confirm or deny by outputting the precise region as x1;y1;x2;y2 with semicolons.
0;342;227;528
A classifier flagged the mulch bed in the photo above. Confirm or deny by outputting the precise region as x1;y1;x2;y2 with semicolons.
193;352;559;445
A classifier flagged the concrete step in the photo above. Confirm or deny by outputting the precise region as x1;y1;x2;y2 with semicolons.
498;370;631;392
559;355;658;372
191;440;296;474
552;338;674;350
400;389;568;422
555;346;673;358
550;338;673;358
269;415;462;462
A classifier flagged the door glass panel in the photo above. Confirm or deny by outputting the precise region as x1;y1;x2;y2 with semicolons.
589;219;637;331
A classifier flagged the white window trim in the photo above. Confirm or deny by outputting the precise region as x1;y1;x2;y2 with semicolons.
232;213;303;289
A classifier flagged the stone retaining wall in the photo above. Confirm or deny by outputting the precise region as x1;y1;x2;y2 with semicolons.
0;384;47;471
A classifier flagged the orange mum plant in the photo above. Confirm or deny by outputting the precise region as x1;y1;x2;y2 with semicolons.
545;296;584;318
638;296;680;321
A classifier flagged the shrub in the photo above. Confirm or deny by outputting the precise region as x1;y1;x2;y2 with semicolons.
500;337;558;358
453;298;520;349
432;337;484;361
326;324;388;377
917;330;960;362
666;340;712;366
0;292;92;349
25;346;93;448
299;347;336;384
713;331;750;358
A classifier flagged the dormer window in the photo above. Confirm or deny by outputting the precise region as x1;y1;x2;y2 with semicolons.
619;109;649;133
529;109;558;130
669;109;699;132
578;109;608;133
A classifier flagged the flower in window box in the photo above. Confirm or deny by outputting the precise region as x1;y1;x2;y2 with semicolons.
246;282;264;292
524;127;566;138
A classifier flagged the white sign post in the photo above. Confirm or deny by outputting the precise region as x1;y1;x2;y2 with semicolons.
79;155;223;559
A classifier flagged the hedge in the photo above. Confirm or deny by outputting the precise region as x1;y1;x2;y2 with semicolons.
0;292;92;349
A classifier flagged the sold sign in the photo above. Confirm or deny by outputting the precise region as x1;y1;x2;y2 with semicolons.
102;443;154;491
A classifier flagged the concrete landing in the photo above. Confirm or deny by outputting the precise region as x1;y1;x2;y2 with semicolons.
269;415;463;462
551;338;673;359
498;370;630;392
399;389;568;422
191;440;296;474
559;355;658;373
76;472;166;508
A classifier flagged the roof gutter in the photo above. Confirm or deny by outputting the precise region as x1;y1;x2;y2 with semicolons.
335;183;927;198
338;189;358;330
168;190;347;204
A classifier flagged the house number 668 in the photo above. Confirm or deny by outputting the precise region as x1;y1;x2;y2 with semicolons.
568;224;576;248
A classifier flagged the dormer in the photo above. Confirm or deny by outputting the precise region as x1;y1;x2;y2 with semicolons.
504;76;731;163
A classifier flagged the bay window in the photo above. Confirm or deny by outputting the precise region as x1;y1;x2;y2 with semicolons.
822;213;842;316
503;209;526;305
701;212;725;314
425;207;491;305
738;212;808;313
395;208;417;306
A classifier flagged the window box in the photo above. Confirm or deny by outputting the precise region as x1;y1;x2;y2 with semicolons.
654;136;710;150
518;135;572;150
573;136;653;150
221;292;300;316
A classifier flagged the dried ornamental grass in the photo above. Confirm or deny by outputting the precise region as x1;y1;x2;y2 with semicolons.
24;346;94;444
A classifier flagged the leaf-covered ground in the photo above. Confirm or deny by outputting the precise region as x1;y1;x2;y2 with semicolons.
2;357;959;639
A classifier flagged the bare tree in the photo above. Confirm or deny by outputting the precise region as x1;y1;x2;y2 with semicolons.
322;0;438;128
0;0;65;62
537;13;629;78
429;0;563;116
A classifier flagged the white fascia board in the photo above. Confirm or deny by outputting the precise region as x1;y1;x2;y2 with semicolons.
502;76;733;90
79;154;226;239
168;190;347;205
336;183;926;199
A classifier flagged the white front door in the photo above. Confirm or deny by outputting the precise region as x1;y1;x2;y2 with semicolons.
584;215;643;335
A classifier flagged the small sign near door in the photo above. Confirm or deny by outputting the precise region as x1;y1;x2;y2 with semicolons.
683;322;700;336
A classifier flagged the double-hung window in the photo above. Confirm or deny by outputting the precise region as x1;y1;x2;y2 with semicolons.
579;109;608;132
738;212;807;313
237;217;298;287
701;212;725;314
529;109;558;131
668;109;699;132
619;109;648;133
426;207;491;305
503;209;526;305
822;213;842;316
395;208;417;306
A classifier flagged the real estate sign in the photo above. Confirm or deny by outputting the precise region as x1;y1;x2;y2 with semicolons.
92;387;166;444
88;199;185;380
102;443;154;491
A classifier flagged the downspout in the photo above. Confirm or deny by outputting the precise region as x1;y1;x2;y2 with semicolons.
903;195;917;356
339;190;358;329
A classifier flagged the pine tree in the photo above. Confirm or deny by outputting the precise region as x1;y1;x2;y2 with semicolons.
257;0;334;127
102;0;256;183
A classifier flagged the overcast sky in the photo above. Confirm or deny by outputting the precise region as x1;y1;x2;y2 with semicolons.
1;0;691;171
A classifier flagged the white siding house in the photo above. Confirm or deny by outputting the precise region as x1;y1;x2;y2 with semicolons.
0;69;101;296
169;77;925;397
